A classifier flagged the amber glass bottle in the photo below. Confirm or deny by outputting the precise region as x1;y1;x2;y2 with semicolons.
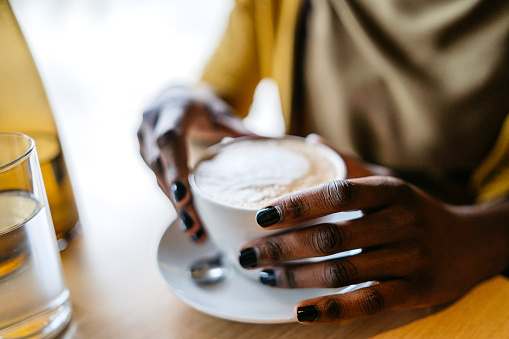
0;0;80;250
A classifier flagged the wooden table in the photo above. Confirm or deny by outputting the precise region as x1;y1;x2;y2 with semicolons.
55;130;509;339
57;208;509;339
9;0;509;337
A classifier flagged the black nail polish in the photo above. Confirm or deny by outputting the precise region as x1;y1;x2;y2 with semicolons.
239;248;258;268
171;181;187;202
256;206;280;228
260;269;277;286
297;305;319;322
179;211;194;231
191;227;204;242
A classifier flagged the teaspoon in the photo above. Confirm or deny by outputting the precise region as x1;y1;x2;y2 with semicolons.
189;253;228;285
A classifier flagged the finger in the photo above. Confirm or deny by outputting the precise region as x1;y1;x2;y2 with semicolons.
177;203;207;243
256;176;407;229
138;108;161;166
191;85;254;137
155;160;171;199
241;208;405;268
208;106;254;137
139;122;172;199
138;121;161;169
294;280;417;324
137;127;144;151
259;248;416;288
154;106;192;206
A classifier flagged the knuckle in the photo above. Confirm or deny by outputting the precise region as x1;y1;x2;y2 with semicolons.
359;289;385;315
399;183;414;199
384;175;404;186
283;269;298;288
281;193;310;219
262;239;286;261
149;157;162;174
142;107;156;120
142;108;160;126
328;180;357;207
323;259;358;287
311;224;351;255
388;177;413;198
156;129;181;148
405;209;424;230
207;99;231;116
324;299;344;320
396;203;426;233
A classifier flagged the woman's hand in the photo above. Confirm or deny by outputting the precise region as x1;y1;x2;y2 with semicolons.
138;84;253;242
239;175;509;324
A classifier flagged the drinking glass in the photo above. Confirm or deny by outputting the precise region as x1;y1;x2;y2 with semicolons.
0;132;72;338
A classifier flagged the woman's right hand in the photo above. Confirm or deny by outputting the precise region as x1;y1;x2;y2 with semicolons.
137;84;253;242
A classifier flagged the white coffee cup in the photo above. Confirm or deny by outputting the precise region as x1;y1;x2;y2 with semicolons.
189;136;360;280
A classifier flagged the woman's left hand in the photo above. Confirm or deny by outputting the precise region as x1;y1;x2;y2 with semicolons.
239;175;509;324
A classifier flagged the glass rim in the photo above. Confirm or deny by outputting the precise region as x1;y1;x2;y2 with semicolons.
0;132;35;172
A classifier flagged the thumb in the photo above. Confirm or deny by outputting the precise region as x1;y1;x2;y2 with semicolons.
207;100;255;138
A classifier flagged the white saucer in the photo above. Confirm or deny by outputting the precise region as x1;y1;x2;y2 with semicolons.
156;219;372;324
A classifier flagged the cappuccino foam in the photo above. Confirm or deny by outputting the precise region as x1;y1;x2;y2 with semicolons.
193;138;340;209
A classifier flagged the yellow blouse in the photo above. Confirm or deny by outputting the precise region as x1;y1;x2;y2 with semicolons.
200;0;509;203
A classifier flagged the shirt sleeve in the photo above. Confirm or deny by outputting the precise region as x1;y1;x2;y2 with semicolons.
200;0;261;118
471;113;509;203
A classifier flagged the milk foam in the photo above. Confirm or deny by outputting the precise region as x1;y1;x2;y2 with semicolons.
193;139;339;209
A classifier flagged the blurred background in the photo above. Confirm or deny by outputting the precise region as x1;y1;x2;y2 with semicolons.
10;0;284;242
10;0;233;233
5;1;287;336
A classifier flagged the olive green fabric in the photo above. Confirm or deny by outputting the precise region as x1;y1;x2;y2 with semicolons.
200;0;509;203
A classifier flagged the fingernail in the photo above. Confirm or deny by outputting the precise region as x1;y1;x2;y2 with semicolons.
179;211;194;231
259;269;276;286
191;227;204;242
171;180;187;202
256;206;280;228
239;248;258;268
297;305;319;322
